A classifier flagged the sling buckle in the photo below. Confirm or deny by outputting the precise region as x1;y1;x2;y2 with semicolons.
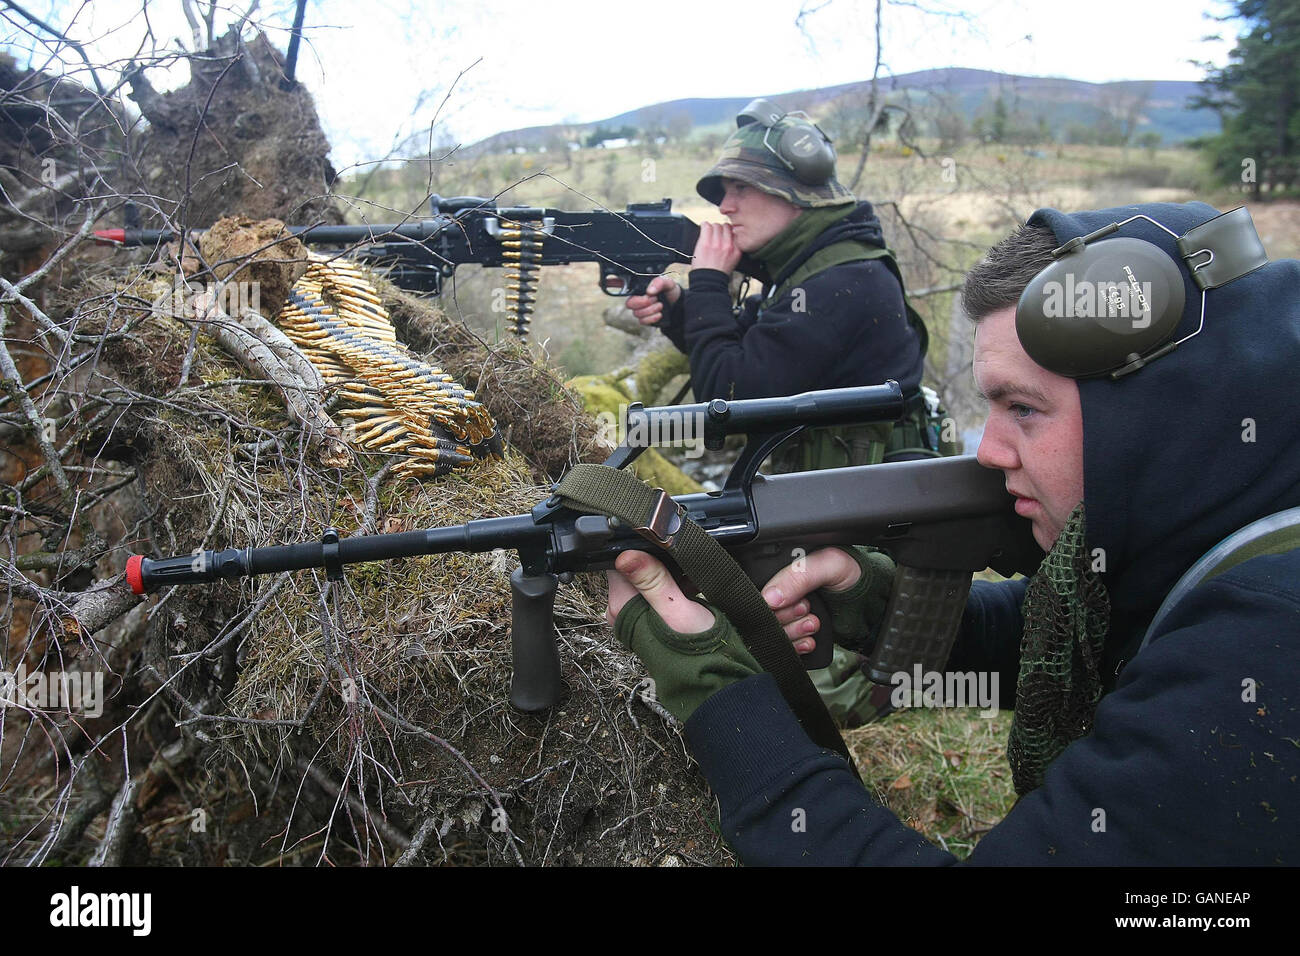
635;488;685;547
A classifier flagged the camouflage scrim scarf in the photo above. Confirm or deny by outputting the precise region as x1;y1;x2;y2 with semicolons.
1007;504;1110;795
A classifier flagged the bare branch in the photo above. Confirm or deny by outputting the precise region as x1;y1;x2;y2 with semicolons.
0;307;72;499
1;0;107;94
87;773;139;866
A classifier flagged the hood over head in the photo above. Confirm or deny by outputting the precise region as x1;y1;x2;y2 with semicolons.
1027;202;1300;669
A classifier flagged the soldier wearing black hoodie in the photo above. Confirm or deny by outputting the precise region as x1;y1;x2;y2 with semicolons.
626;102;933;728
626;101;928;469
607;201;1300;865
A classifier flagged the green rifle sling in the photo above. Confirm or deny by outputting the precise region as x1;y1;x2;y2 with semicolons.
555;463;861;776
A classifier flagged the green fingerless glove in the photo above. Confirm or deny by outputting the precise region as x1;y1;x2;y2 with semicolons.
613;594;761;723
819;546;896;654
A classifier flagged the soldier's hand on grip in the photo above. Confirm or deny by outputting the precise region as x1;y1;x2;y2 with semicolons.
761;547;864;653
626;275;682;325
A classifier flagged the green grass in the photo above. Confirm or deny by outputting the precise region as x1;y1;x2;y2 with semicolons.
851;705;1017;859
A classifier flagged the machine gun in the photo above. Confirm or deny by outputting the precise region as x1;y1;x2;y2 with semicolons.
95;196;761;337
125;384;1042;734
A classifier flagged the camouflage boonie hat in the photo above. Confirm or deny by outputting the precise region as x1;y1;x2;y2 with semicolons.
696;121;855;209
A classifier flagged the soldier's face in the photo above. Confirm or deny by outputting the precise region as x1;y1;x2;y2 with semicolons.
973;306;1085;552
717;179;801;251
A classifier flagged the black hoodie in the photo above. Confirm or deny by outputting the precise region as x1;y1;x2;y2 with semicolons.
680;201;1300;865
656;201;925;400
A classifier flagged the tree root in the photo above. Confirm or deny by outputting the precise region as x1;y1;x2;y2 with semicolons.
193;292;349;467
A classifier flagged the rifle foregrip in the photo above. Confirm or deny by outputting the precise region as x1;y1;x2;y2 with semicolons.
508;567;563;712
864;566;972;685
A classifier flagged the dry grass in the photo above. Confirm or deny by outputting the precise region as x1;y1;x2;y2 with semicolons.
2;249;732;866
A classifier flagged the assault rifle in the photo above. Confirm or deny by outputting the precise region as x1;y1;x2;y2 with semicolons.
95;196;761;336
124;384;1043;715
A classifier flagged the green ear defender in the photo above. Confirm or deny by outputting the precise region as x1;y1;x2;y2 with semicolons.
1015;207;1269;380
736;98;837;187
1017;236;1185;379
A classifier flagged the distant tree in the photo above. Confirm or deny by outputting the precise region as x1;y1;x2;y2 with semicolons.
824;88;875;145
1137;130;1163;157
544;128;574;168
990;96;1009;143
1197;0;1300;196
666;110;693;146
931;92;968;151
972;95;1011;144
1097;82;1152;148
972;95;1051;146
636;108;666;157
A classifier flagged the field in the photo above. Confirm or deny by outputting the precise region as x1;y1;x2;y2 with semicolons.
338;138;1285;384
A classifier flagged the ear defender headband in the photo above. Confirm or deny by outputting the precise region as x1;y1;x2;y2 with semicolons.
1016;206;1269;380
736;98;837;186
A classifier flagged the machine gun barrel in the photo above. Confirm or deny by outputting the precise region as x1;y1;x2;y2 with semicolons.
93;197;761;311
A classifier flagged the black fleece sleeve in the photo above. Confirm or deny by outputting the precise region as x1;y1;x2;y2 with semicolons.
676;261;920;401
655;287;689;353
946;577;1029;703
683;553;1300;865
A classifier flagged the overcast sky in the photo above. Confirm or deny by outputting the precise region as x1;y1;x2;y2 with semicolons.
4;0;1237;169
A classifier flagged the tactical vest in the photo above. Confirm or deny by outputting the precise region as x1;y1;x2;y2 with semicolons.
764;240;952;472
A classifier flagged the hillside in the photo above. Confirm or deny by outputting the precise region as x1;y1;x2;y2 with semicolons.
467;67;1219;154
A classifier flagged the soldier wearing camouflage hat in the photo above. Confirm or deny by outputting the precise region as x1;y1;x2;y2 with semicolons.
626;98;936;470
626;99;938;728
